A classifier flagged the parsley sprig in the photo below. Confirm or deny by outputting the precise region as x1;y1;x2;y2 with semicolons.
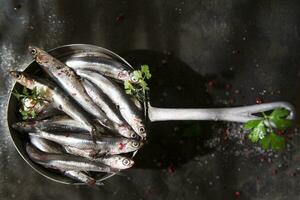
13;87;47;120
244;108;293;151
124;65;152;101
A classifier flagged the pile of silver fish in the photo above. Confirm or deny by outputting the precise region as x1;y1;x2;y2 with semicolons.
10;46;146;186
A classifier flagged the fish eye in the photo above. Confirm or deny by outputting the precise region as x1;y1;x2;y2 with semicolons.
15;73;21;79
130;75;138;83
139;126;145;133
30;48;37;55
122;158;130;166
131;141;140;148
130;132;137;138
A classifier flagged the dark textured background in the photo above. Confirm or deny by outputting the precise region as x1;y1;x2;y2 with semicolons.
0;0;300;199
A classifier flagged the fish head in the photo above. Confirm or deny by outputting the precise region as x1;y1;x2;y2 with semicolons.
11;122;23;130
12;121;34;132
9;71;34;88
135;122;147;139
104;155;135;169
118;125;138;139
28;46;50;65
128;139;144;151
9;71;23;81
129;72;139;84
117;70;130;81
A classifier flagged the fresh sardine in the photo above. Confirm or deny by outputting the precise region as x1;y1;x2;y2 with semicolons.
82;79;137;138
29;130;143;155
64;147;134;170
76;70;147;138
26;144;118;173
28;46;110;129
36;103;64;120
63;171;102;186
66;56;137;83
9;71;101;139
82;79;122;124
29;135;99;186
13;115;90;133
29;135;64;154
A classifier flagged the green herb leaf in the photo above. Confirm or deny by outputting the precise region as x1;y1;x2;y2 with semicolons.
133;70;143;80
12;90;21;100
270;108;290;118
248;121;266;142
14;86;48;120
261;134;271;150
124;80;134;90
244;108;292;151
244;119;261;130
270;132;285;150
269;108;293;130
31;110;37;118
139;80;149;90
141;65;151;79
261;132;285;151
22;87;29;96
125;89;132;95
124;65;152;101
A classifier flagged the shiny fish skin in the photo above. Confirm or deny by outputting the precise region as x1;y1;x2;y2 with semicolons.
82;79;137;138
9;71;101;138
26;144;118;173
29;130;143;155
64;146;104;158
66;56;136;83
29;135;98;186
95;155;134;170
76;70;147;138
35;103;64;120
82;79;123;124
64;147;134;170
13;115;90;133
29;135;64;154
28;46;110;129
63;171;102;186
131;97;143;111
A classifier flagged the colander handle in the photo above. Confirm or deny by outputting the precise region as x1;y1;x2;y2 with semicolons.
148;102;296;123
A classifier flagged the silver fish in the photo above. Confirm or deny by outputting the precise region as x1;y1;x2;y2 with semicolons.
12;115;89;133
29;135;100;186
26;144;118;173
28;46;110;128
65;51;113;60
66;56;138;83
36;103;64;120
64;146;104;158
92;155;134;170
131;97;143;111
29;135;64;154
76;70;147;138
29;130;143;155
82;79;137;138
63;171;103;186
64;147;134;170
82;79;122;124
9;71;101;139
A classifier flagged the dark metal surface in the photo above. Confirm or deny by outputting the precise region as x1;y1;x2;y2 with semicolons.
0;0;300;199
